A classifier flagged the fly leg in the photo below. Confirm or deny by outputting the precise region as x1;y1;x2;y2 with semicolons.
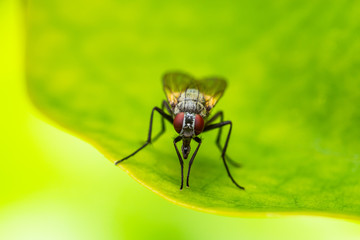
186;137;202;188
206;112;241;167
173;136;184;190
204;121;245;190
115;106;173;165
152;100;172;142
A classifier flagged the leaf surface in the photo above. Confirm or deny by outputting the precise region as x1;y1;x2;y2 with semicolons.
27;0;360;219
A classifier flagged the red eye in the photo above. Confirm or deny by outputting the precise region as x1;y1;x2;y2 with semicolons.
194;114;204;135
173;112;184;133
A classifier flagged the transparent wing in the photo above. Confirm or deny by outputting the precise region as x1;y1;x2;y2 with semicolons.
163;72;198;108
163;71;227;113
198;76;227;112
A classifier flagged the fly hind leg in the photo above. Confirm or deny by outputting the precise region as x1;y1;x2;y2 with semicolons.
152;100;172;142
204;121;245;190
205;111;241;168
115;105;173;165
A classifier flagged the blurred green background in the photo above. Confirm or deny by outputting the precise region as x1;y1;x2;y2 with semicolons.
1;0;360;239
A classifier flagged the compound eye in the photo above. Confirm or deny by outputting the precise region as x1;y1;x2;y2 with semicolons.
194;114;204;135
173;112;184;133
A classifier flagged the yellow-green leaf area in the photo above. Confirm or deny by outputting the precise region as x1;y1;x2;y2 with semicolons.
27;0;360;219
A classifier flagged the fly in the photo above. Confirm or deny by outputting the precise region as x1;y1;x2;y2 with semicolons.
115;72;244;190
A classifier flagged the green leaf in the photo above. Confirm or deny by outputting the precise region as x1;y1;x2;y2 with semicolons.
27;0;360;219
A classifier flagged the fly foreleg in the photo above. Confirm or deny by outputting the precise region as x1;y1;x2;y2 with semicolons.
186;137;202;188
115;106;173;165
173;136;184;190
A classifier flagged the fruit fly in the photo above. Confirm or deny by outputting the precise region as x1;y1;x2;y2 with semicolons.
115;72;244;190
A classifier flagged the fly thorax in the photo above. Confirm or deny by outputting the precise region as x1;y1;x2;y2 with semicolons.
180;112;195;137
